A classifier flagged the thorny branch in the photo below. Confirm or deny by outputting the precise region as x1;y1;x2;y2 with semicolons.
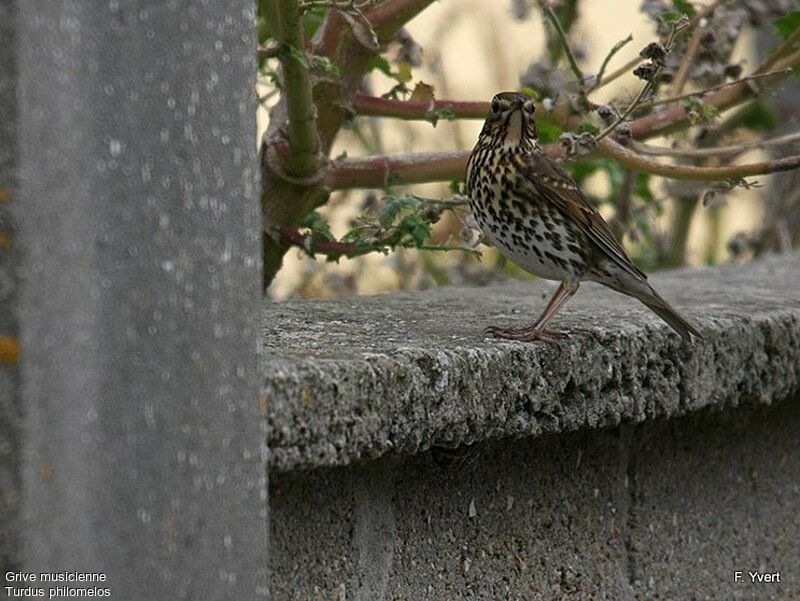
595;20;688;143
352;94;490;120
274;0;322;178
599;138;800;181
630;131;800;159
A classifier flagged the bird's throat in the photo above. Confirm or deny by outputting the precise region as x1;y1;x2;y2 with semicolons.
503;112;523;148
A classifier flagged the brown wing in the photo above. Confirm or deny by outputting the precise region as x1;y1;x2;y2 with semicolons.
523;151;647;281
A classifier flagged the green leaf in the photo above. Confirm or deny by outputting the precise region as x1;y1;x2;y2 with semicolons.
368;55;393;76
520;87;541;100
433;108;456;122
635;173;655;204
309;55;340;78
398;215;431;247
573;121;599;136
570;159;603;184
536;119;563;144
378;197;403;228
729;99;780;133
449;180;465;194
683;96;719;124
672;0;696;17
774;11;800;40
302;8;327;38
301;211;335;241
660;10;681;23
279;43;310;68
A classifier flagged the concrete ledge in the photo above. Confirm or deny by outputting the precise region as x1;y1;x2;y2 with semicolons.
264;254;800;472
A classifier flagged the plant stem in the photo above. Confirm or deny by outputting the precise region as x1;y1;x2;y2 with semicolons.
591;35;633;92
539;0;584;87
276;0;321;178
593;56;643;91
610;170;636;242
596;22;686;143
664;197;697;267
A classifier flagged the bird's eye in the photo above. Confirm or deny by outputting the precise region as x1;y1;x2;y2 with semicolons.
524;102;536;114
491;99;500;115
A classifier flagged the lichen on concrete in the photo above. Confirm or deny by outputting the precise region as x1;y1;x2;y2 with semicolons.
263;254;800;472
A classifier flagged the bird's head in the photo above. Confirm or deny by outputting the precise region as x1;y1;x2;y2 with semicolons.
478;91;538;149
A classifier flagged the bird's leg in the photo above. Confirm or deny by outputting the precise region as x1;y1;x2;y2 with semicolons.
485;281;579;343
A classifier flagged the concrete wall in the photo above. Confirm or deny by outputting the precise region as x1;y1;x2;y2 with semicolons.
270;400;799;600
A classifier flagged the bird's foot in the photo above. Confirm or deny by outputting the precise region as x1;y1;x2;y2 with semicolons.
483;324;569;344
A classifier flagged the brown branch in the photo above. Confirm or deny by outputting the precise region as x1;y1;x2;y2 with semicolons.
314;0;432;55
591;35;633;92
281;226;370;258
599;138;800;181
630;130;800;158
754;27;800;75
263;0;438;286
352;93;581;127
671;23;705;95
325;150;471;189
672;0;729;94
640;69;792;109
352;94;489;120
593;55;643;91
327;136;800;191
367;0;436;40
281;224;478;258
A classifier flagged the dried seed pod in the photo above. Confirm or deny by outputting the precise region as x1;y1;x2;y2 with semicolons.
633;62;659;82
639;41;667;63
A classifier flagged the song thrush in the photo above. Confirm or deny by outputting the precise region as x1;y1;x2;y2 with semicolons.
466;91;701;342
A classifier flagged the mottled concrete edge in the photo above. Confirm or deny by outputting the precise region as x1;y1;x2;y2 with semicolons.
264;255;800;473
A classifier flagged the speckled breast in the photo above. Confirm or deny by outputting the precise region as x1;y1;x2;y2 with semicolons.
466;146;585;282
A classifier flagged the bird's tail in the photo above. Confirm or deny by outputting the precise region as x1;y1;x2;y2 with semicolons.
637;288;702;342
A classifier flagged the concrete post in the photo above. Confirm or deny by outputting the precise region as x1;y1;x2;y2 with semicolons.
0;0;21;576
13;2;267;599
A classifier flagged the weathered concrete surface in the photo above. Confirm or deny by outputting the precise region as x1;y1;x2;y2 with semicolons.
270;400;800;600
264;254;799;472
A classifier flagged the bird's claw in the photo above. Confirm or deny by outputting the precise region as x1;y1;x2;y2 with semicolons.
483;324;569;345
